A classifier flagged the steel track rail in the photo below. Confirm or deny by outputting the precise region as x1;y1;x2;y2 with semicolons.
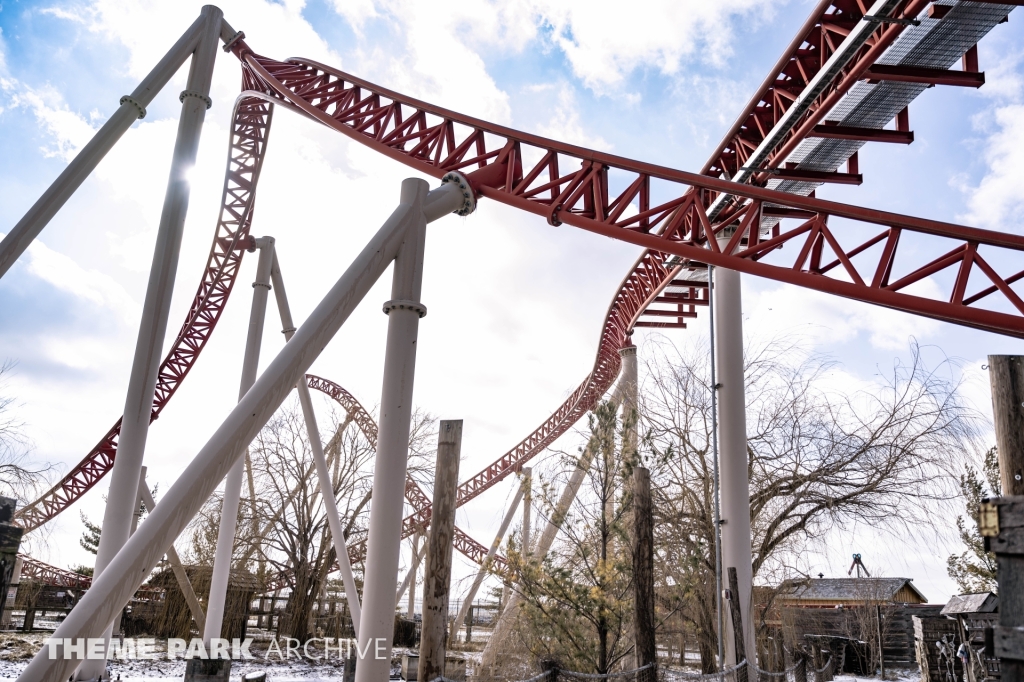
13;90;275;531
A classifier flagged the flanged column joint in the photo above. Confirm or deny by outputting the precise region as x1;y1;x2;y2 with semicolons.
383;299;427;318
222;30;245;52
441;172;476;216
119;96;147;119
180;90;213;109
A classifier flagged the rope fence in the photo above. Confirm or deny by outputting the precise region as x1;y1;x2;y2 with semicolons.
436;647;844;682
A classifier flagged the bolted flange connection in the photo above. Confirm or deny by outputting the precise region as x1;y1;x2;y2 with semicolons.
180;90;213;110
441;171;476;216
383;299;427;318
119;96;147;120
222;30;245;52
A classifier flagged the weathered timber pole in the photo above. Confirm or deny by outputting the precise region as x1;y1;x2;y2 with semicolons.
633;467;656;680
420;420;463;682
988;356;1024;495
980;496;1024;682
985;357;1024;682
727;567;749;682
0;497;24;632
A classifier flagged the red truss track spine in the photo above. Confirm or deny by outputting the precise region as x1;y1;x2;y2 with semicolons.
703;0;932;181
226;47;1024;338
14;92;275;531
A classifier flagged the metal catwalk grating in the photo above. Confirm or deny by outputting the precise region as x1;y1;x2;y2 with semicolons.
761;2;1016;226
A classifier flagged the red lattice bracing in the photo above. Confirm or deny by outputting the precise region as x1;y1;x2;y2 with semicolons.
13;94;275;531
210;24;1024;548
702;0;936;182
17;554;93;589
225;48;1024;339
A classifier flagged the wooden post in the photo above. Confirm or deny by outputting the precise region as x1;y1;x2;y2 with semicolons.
633;467;656;677
981;496;1024;682
727;567;749;682
793;652;807;682
0;497;24;632
988;356;1024;495
420;420;463;682
876;605;886;679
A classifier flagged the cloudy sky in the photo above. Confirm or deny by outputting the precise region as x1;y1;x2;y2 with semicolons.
1;0;1023;605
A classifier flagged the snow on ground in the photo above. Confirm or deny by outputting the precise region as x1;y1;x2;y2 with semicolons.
0;632;355;681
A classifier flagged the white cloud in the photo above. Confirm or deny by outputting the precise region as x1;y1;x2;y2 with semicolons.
534;83;611;151
959;49;1024;232
744;278;942;352
529;0;770;93
962;104;1024;232
2;80;95;162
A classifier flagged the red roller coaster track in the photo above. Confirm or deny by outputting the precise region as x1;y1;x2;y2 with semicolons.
13;4;1021;592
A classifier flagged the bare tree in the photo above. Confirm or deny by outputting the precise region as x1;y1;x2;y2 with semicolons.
641;337;976;671
0;360;54;502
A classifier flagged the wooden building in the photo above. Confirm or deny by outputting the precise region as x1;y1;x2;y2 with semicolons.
777;577;931;673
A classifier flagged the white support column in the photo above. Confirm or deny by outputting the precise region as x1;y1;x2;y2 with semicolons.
619;344;638;465
19;178;465;682
407;532;421;618
77;10;222;680
482;346;634;668
396;532;425;609
139;480;206;636
270;253;363;636
713;262;755;667
355;178;430;682
204;237;275;643
522;466;532;556
129;466;147;538
450;477;526;643
0;12;209;279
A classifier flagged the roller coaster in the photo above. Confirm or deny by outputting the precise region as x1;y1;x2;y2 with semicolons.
1;2;1020;681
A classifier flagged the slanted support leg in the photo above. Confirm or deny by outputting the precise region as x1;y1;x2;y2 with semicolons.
19;177;466;682
79;9;223;680
203;237;275;657
270;254;363;635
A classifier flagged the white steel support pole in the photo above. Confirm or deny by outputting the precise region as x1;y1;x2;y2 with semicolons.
713;259;755;668
19;179;467;682
619;344;639;465
204;237;275;643
270;254;363;635
395;533;426;608
482;348;633;668
77;10;222;680
355;178;430;682
139;481;206;636
0;11;210;279
129;466;147;538
450;479;526;643
407;532;421;618
522;466;532;555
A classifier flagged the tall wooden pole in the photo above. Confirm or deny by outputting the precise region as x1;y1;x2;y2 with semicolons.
0;497;24;632
988;356;1024;495
985;356;1024;682
420;420;463;682
727;567;749;682
633;467;656;677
